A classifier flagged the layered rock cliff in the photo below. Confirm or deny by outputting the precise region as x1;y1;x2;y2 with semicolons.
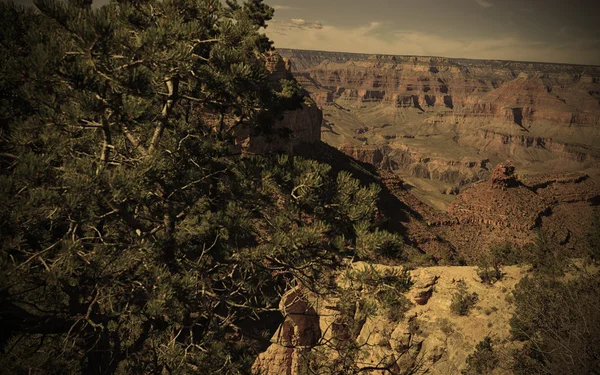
279;49;600;196
372;160;600;261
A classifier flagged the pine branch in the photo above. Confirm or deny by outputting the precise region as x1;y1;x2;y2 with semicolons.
122;125;148;155
149;76;179;154
106;200;151;236
97;117;112;175
0;152;19;159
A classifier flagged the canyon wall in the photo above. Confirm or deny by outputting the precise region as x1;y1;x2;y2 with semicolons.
279;49;600;194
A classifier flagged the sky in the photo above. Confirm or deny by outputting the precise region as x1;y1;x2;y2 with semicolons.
264;0;600;65
7;0;600;65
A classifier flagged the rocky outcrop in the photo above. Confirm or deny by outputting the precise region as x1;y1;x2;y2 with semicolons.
441;163;600;260
338;143;490;186
235;51;322;155
489;161;519;189
252;287;320;375
254;263;532;375
374;161;599;261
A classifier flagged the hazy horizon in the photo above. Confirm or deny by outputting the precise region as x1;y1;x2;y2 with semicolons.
265;0;600;66
275;47;600;67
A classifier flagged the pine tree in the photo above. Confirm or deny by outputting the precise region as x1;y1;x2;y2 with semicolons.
0;1;404;374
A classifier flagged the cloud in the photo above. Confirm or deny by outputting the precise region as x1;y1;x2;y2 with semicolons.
265;19;600;65
275;18;323;30
475;0;493;8
272;5;296;11
290;18;305;25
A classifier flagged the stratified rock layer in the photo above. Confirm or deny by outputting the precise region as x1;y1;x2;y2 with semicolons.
379;161;600;261
252;287;320;375
279;49;600;197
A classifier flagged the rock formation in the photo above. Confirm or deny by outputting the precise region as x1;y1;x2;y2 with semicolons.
279;48;600;197
234;51;322;155
253;263;533;375
374;162;600;262
489;161;519;189
252;287;320;375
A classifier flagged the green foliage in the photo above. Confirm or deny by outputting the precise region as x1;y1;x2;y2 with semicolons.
476;244;509;284
376;288;411;323
462;336;498;375
522;231;566;276
509;273;600;375
0;0;406;373
490;242;521;265
450;280;479;316
476;263;503;284
341;265;413;324
345;265;414;293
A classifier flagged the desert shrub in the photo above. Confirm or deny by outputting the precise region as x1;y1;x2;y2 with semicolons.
484;306;498;316
451;280;479;316
376;288;411;322
408;318;423;336
522;231;566;276
344;265;414;323
437;318;454;336
346;265;414;293
490;242;521;265
510;273;600;375
477;243;521;284
476;261;504;284
462;336;498;375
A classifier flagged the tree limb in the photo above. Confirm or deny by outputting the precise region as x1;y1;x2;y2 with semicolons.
97;117;113;175
149;76;179;154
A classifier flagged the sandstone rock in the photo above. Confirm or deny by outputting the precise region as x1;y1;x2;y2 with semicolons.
414;288;434;305
490;161;519;189
411;272;439;305
252;286;320;375
253;263;548;375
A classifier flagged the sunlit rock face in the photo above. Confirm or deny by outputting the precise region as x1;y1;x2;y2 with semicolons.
279;48;600;193
253;263;533;375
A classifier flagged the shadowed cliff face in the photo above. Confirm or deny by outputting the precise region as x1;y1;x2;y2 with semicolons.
234;51;323;155
279;49;600;206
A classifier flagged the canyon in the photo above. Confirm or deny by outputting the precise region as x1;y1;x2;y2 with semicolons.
279;49;600;211
244;50;600;375
270;48;600;262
